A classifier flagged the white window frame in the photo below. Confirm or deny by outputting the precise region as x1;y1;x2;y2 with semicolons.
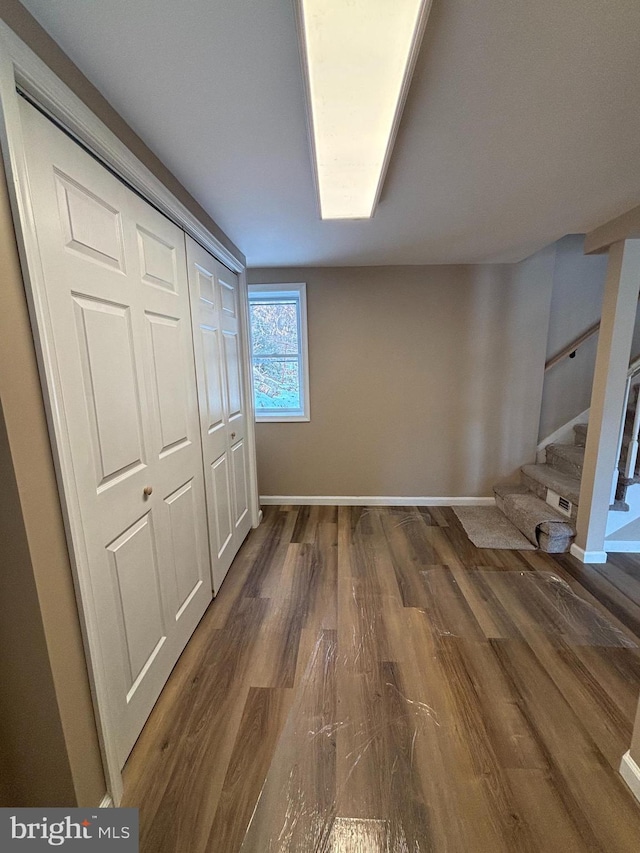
248;282;310;422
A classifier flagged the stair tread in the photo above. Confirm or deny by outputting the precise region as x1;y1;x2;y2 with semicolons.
546;443;585;465
521;463;581;505
620;474;640;486
504;490;574;523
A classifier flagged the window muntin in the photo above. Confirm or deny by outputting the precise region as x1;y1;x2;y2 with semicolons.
248;283;309;421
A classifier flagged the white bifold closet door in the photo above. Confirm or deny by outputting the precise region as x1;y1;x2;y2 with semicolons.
186;236;252;592
19;99;213;767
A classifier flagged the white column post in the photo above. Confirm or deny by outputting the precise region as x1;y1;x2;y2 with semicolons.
572;239;640;563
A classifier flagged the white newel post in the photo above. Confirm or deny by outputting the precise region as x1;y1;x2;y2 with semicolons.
573;239;640;563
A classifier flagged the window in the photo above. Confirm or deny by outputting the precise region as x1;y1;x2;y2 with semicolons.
248;283;310;421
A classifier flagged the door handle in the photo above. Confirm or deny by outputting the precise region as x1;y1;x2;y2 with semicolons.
230;432;236;440
143;485;153;497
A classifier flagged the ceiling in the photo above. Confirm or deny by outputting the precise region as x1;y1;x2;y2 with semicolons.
18;0;640;267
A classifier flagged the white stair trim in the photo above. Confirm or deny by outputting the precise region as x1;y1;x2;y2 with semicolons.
99;794;114;808
260;495;496;507
620;751;640;804
569;543;607;563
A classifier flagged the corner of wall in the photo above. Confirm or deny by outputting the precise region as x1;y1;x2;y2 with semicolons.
510;242;557;453
0;401;76;806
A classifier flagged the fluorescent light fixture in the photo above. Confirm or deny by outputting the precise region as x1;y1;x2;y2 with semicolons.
297;0;432;220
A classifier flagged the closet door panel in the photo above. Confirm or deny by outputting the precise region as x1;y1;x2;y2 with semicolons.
59;192;122;264
72;295;145;487
106;513;167;696
231;438;249;530
126;191;212;672
145;311;191;456
211;452;234;560
217;263;252;547
137;226;178;291
186;236;252;591
163;478;206;618
202;325;225;434
186;237;236;590
223;330;242;420
20;99;212;768
54;169;126;273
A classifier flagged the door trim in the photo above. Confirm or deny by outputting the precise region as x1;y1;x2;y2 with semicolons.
0;22;260;803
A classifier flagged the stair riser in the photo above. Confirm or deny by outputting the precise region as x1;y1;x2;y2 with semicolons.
520;471;579;522
545;446;584;480
538;529;575;553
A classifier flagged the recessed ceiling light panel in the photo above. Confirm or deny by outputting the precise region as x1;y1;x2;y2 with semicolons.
297;0;432;220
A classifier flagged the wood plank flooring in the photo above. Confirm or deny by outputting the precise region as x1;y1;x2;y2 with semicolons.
123;505;640;852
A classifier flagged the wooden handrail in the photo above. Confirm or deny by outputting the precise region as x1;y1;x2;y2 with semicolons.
545;294;640;372
544;321;601;372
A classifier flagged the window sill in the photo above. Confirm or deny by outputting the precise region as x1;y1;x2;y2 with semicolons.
255;415;310;423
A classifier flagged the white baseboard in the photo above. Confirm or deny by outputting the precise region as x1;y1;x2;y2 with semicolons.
602;540;640;553
99;793;114;808
620;751;640;804
259;496;496;507
570;543;608;563
536;408;590;463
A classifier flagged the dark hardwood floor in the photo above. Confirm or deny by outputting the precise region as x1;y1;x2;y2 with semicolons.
123;505;640;852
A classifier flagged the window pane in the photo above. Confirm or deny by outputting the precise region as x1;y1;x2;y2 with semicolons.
250;301;299;356
253;358;301;410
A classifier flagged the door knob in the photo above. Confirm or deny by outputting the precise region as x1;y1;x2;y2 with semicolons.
143;486;153;497
231;432;236;439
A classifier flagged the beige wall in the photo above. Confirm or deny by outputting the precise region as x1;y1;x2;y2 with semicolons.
0;3;242;805
248;261;554;497
0;403;77;806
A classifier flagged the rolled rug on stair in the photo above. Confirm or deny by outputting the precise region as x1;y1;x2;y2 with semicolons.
502;492;575;553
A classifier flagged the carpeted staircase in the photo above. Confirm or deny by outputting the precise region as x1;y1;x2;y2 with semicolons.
490;387;640;552
492;423;587;553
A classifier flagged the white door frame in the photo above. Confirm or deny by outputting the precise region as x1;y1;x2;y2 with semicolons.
0;22;260;803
